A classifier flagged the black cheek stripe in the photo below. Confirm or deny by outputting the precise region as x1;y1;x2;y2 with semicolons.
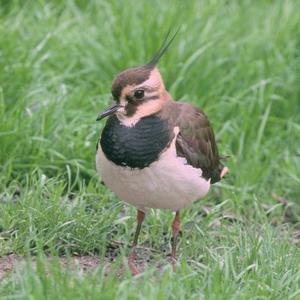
146;95;159;100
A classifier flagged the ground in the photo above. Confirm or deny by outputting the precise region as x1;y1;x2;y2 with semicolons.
0;0;300;299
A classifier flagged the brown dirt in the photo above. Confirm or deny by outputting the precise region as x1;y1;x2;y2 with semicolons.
0;254;19;279
0;254;102;280
0;241;167;279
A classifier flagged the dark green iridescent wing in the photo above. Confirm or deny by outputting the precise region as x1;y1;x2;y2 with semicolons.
175;103;223;183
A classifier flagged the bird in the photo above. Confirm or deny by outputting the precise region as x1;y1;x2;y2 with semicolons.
95;30;228;275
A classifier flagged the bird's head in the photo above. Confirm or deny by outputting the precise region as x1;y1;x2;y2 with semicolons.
96;29;178;126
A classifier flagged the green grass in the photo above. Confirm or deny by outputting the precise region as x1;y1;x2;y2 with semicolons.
1;0;300;299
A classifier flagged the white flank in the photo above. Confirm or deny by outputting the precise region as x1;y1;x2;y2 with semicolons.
96;128;211;211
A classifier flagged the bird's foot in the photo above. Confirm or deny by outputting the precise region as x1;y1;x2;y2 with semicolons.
128;249;140;275
171;257;177;272
166;254;177;272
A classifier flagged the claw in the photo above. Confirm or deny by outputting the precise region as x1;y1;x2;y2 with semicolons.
128;248;140;275
127;210;145;276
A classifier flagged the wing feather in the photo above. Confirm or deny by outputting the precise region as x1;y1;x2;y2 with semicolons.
175;103;223;183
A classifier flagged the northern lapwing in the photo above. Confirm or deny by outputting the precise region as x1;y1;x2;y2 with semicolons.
96;30;228;275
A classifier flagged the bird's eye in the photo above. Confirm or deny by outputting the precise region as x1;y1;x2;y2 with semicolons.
134;89;144;100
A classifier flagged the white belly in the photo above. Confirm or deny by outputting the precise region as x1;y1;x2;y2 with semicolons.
96;133;210;212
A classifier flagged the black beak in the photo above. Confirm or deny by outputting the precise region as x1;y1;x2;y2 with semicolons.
96;104;121;121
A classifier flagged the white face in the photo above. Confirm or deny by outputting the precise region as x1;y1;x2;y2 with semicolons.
116;68;167;127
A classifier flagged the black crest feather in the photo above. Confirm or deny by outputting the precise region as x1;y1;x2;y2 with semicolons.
147;27;180;67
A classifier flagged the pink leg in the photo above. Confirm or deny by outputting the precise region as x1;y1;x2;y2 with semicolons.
171;211;180;271
128;210;145;275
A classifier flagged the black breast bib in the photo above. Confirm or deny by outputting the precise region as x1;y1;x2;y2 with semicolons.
100;115;170;168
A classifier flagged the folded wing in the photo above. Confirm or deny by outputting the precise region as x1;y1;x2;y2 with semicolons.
175;103;223;184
